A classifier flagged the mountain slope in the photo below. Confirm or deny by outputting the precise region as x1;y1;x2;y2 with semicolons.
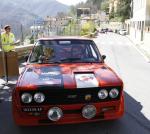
0;1;38;37
0;2;37;26
10;0;69;17
0;0;69;38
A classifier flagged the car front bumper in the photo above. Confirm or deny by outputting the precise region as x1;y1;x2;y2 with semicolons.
12;96;124;126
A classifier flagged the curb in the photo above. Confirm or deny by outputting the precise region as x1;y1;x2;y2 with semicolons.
126;36;150;63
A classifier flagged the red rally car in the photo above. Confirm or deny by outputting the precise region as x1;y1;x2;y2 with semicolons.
12;37;124;126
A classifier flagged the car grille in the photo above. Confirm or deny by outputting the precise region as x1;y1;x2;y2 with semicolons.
20;86;121;105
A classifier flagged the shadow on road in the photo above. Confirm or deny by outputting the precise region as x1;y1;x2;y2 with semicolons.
0;91;150;134
0;84;15;103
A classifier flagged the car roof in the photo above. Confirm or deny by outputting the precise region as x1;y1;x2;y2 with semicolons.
38;36;93;41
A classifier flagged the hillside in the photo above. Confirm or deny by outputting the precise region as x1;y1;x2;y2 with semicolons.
0;0;69;38
12;0;69;17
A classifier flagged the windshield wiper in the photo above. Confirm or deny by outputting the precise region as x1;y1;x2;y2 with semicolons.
60;58;82;62
38;60;61;64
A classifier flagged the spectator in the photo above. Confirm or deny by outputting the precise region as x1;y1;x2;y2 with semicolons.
1;25;15;52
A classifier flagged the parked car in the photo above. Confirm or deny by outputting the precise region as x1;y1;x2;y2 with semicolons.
119;29;127;35
107;28;113;32
12;37;124;126
99;28;106;33
99;28;108;34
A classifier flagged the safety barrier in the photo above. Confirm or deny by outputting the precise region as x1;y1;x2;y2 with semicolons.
0;44;34;59
15;44;34;59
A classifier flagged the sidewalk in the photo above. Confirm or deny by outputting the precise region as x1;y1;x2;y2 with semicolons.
0;61;25;102
136;42;150;62
126;35;150;62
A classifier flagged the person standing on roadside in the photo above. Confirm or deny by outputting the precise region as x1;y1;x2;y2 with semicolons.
1;25;15;52
0;25;16;81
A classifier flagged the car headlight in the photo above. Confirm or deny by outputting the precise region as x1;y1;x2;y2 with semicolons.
34;93;45;103
21;93;32;104
82;105;96;119
109;88;119;98
98;89;108;99
47;107;63;121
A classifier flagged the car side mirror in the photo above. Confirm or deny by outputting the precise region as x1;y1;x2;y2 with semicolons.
102;55;106;60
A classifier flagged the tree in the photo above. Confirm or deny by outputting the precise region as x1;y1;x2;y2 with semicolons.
108;0;132;22
69;6;76;16
101;0;109;14
114;0;131;22
56;12;66;18
80;21;96;36
68;0;107;16
109;6;114;19
87;0;104;10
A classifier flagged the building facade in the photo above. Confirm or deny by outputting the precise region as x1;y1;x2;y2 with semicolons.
109;0;119;13
130;0;150;43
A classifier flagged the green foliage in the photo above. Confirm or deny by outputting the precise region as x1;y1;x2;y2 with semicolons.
101;0;109;13
109;6;114;19
87;0;104;10
80;21;96;36
68;0;107;16
29;35;34;44
110;16;124;22
110;0;131;22
116;0;131;22
69;6;76;16
62;19;96;36
63;20;80;36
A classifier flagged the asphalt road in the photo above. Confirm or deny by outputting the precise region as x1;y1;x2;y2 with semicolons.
0;33;150;134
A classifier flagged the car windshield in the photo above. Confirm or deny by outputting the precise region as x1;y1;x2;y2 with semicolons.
29;39;102;63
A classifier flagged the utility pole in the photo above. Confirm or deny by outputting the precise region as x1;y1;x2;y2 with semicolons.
21;24;24;45
33;20;36;44
0;25;2;49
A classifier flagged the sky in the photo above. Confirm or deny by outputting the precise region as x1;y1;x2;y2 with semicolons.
57;0;87;6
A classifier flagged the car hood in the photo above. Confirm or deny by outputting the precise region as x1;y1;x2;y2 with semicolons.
17;63;123;90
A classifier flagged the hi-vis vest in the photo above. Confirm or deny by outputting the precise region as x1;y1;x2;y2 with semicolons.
1;32;15;52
